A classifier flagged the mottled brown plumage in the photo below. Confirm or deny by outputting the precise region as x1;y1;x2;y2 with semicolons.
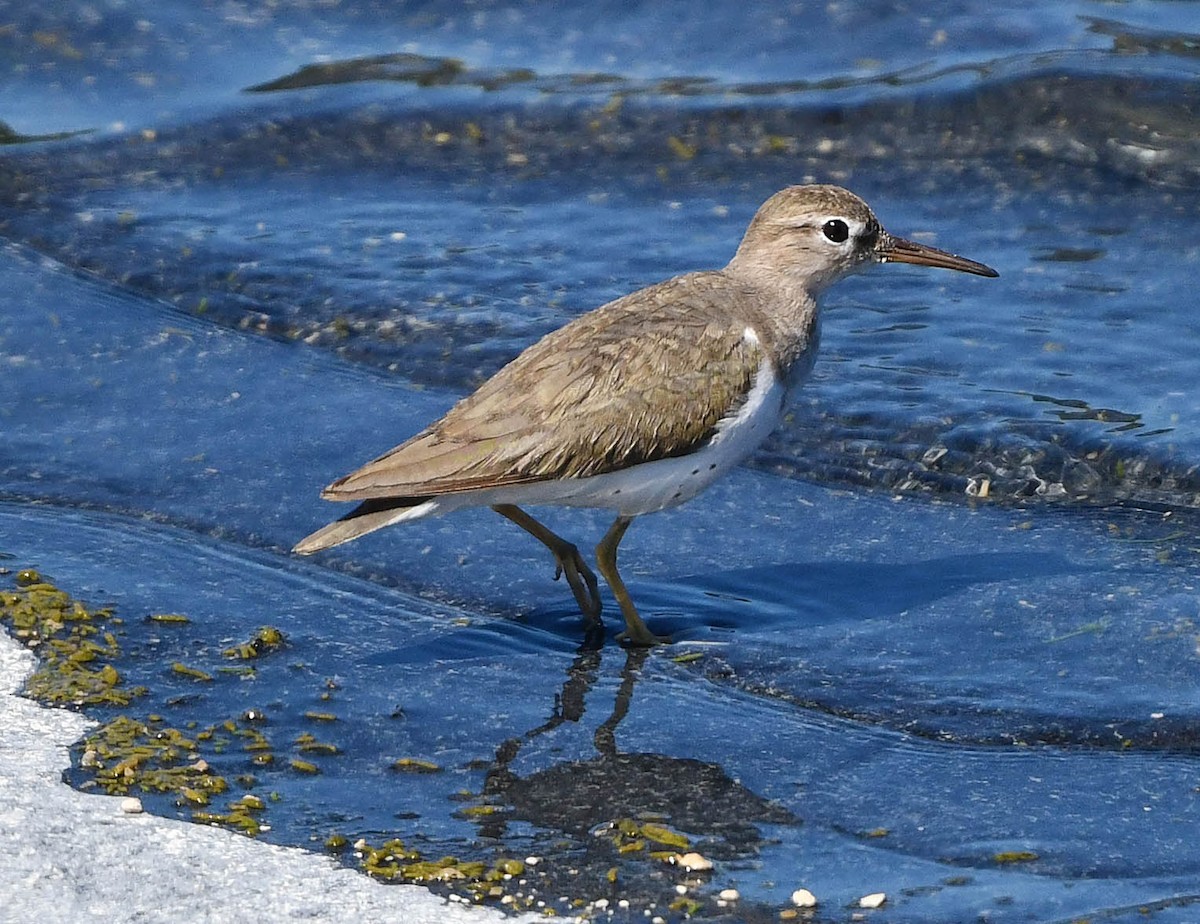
325;274;773;498
295;184;998;645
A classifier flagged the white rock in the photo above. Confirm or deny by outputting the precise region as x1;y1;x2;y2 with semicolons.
119;797;143;815
717;888;740;902
791;888;818;908
675;851;713;872
859;891;887;909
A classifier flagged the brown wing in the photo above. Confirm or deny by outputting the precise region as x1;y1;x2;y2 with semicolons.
322;271;767;501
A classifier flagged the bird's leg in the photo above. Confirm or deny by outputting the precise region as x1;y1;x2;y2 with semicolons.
595;515;669;646
492;504;602;624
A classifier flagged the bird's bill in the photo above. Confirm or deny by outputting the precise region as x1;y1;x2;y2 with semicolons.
879;235;999;278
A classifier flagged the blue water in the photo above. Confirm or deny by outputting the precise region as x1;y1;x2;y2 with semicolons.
3;2;1200;920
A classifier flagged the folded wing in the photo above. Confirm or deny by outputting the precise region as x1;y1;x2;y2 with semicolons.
322;272;766;502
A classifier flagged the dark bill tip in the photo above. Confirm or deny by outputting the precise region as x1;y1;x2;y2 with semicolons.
879;235;999;278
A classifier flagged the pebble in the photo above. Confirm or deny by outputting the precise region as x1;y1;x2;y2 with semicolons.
859;892;887;909
120;796;144;814
718;888;740;902
675;851;714;872
791;888;818;908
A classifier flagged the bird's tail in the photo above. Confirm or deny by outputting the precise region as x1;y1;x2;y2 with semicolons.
292;497;437;554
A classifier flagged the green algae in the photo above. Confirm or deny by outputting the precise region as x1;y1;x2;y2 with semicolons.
993;850;1039;864
325;833;349;852
148;613;191;625
639;821;690;850
171;662;214;682
596;817;691;854
0;569;292;841
85;712;282;839
454;804;500;819
295;731;340;756
193;804;264;836
352;836;528;900
669;895;703;915
82;715;228;798
0;570;146;707
222;625;286;660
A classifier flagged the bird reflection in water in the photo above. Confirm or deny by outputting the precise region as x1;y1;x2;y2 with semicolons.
466;645;797;872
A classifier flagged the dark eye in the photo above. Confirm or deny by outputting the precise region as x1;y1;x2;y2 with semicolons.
822;219;850;243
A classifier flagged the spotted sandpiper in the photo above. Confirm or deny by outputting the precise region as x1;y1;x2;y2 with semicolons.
295;185;998;645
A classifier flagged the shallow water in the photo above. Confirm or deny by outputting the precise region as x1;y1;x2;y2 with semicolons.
3;2;1200;920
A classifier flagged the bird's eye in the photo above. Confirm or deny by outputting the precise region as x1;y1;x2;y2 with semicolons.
822;219;850;243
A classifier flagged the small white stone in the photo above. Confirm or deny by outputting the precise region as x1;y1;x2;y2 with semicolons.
120;796;144;814
718;888;740;902
525;855;541;866
791;888;818;908
859;892;887;909
592;899;609;910
675;884;688;895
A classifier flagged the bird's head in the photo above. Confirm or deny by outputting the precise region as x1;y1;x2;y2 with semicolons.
729;184;998;293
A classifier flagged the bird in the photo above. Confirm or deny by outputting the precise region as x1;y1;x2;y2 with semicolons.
294;184;998;645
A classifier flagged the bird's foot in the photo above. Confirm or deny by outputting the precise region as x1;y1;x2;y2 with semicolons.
615;612;670;647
